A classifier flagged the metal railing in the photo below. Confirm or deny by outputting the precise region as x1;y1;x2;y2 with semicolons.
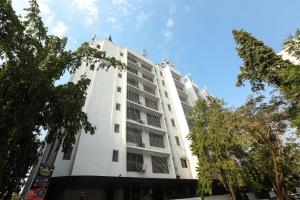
151;156;169;174
149;132;164;148
147;114;161;128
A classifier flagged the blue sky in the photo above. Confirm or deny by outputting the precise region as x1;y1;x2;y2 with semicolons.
12;0;300;107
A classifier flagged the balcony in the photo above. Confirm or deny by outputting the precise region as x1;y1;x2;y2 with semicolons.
127;71;156;88
127;99;162;116
127;84;159;101
127;60;154;77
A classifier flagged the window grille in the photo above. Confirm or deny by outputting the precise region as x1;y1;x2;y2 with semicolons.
176;85;184;92
143;85;155;95
127;90;140;103
127;153;143;172
142;74;153;82
147;114;161;128
127;57;137;64
127;77;139;87
149;133;164;148
127;66;138;75
145;98;158;110
151;156;169;173
127;127;142;144
141;64;152;72
179;95;187;103
127;107;140;121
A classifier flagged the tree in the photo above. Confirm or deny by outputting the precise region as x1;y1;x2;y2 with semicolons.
188;98;248;200
238;96;300;200
0;0;125;199
232;29;300;128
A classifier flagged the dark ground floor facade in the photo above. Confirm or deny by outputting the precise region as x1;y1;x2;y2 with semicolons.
45;176;199;200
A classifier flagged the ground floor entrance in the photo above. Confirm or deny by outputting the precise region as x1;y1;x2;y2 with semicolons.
45;176;198;200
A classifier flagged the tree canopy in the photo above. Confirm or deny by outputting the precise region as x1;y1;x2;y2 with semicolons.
232;29;300;128
0;0;125;199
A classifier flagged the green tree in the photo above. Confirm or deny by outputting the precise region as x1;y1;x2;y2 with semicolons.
232;29;300;128
239;96;300;200
188;98;248;200
0;0;125;199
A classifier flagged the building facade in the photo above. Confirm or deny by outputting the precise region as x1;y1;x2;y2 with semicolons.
41;39;209;200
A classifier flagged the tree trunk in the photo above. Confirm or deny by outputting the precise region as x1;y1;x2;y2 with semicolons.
228;184;236;200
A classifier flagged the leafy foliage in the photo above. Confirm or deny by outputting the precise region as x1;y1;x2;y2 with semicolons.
0;0;125;199
239;96;300;199
188;99;247;200
232;29;300;128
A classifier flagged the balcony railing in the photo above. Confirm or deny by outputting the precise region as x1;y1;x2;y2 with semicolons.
143;85;155;95
145;98;158;110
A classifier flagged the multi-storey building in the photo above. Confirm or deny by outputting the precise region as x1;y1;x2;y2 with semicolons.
39;39;209;200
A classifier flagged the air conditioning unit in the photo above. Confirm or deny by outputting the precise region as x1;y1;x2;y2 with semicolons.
140;164;147;172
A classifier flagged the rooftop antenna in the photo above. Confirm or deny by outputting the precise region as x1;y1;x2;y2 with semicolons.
108;35;112;42
142;49;148;57
92;34;96;41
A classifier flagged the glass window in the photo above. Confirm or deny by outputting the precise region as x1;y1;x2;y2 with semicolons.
114;124;120;133
112;150;119;162
180;158;188;168
152;156;169;173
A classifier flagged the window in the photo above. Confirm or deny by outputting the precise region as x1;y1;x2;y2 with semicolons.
171;119;175;127
151;156;169;174
127;153;143;172
127;90;140;103
143;85;155;95
117;87;121;93
168;104;171;111
180;158;188;168
116;103;121;111
62;146;73;160
141;64;152;72
142;74;153;82
127;77;139;87
149;133;164;148
160;71;163;76
128;57;137;64
147;114;161;128
162;80;165;86
114;124;120;133
165;91;168;98
145;98;158;110
127;66;138;75
175;136;180;145
118;73;122;78
120;52;123;57
96;44;101;49
112;150;119;162
127;107;141;121
126;127;142;144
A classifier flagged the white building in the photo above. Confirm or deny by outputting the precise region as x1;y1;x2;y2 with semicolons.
41;39;209;200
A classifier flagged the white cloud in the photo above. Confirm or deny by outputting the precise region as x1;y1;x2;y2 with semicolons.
107;16;117;24
52;21;68;37
162;30;172;42
166;18;174;28
72;0;98;25
107;16;123;32
136;12;149;27
169;5;176;15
